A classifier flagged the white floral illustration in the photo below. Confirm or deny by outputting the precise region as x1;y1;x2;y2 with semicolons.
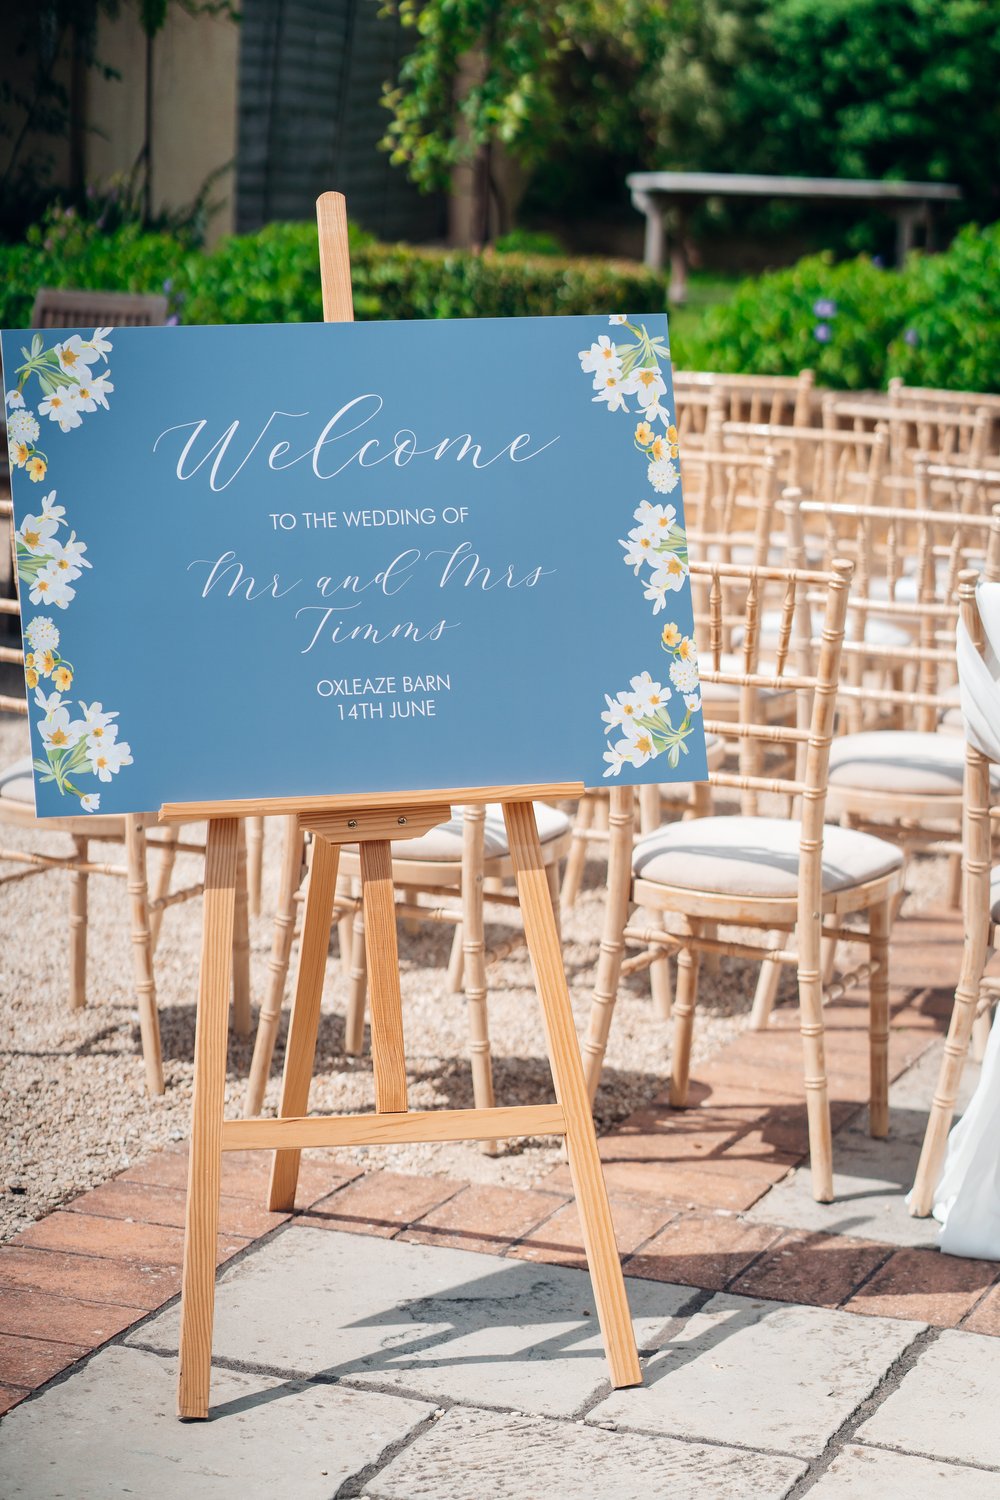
7;329;131;810
579;313;702;777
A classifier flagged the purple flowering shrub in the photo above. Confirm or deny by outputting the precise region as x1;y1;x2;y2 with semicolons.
686;223;1000;392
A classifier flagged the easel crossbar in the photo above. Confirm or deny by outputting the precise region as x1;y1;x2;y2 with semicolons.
221;1103;566;1151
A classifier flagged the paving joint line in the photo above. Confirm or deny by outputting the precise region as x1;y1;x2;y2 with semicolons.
784;1322;939;1496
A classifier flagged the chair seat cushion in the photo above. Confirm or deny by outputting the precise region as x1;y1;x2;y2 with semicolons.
394;801;570;862
632;815;903;899
828;731;996;796
0;756;35;806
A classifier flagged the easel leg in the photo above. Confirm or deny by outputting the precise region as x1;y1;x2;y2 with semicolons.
269;833;341;1211
177;817;239;1420
503;800;641;1390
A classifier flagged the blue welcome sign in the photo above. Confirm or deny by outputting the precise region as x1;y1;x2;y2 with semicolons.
2;313;707;817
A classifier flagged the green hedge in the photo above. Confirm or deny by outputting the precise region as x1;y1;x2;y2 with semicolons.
0;212;668;331
686;222;1000;393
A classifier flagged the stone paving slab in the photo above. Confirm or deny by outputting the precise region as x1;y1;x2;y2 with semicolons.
128;1227;694;1419
589;1292;923;1457
746;1039;981;1248
0;1344;433;1500
367;1405;807;1500
856;1328;1000;1469
807;1443;1000;1499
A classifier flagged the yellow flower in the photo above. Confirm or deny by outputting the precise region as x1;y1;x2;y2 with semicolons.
53;665;73;690
25;667;38;689
25;652;36;670
27;456;47;483
38;648;56;677
650;436;665;461
634;421;653;446
661;622;681;648
666;423;679;455
678;636;696;661
12;441;29;468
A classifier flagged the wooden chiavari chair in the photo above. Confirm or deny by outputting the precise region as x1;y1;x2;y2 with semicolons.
582;556;905;1203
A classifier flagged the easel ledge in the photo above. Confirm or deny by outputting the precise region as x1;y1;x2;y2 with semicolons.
158;781;585;823
171;190;641;1422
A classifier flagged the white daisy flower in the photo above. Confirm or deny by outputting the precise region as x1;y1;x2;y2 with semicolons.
34;685;63;714
627;730;657;767
38;387;83;432
601;690;642;735
5;388;25;409
39;706;86;752
579;335;622;378
26;616;60;652
624;366;667;408
651;554;688;593
80;793;101;813
39;491;66;522
88;738;133;781
592;373;628;412
648;458;680;494
608;314;628;325
53;334;102;381
620;528;657;573
602;741;630;777
28;566;76;609
670;659;699;694
87;370;114;409
16;512;59;555
683;691;702;713
79;702;118;731
629;671;671;716
86;327;114;357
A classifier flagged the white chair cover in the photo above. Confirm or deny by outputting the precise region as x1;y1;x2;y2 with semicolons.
925;582;1000;1255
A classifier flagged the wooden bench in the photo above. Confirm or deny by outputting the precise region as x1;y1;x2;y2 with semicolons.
626;171;961;302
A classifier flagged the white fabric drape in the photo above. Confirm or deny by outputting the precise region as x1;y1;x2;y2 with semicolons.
929;581;1000;1256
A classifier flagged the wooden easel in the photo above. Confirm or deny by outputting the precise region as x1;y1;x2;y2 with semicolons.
168;193;641;1420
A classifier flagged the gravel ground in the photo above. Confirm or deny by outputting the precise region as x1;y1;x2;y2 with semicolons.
0;710;948;1241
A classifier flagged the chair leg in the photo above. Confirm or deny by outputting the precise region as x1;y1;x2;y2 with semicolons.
701;919;720;977
562;793;595;909
447;921;465;993
796;930;833;1204
821;916;841;987
231;822;252;1037
462;805;496;1151
910;940;992;1217
246;815;264;919
124;818;164;1096
669;920;701;1107
69;835;88;1011
637;783;660;836
344;896;368;1055
335;870;354;976
148;825;178;956
245;815;303;1117
648;913;673;1022
582;787;633;1102
749;947;782;1030
868;898;891;1139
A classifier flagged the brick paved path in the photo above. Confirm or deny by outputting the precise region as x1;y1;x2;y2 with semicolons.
2;901;998;1450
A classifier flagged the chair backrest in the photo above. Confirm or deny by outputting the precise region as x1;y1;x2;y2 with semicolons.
692;557;853;848
29;287;168;329
822;394;994;480
674;369;816;443
683;448;779;562
783;488;1000;734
